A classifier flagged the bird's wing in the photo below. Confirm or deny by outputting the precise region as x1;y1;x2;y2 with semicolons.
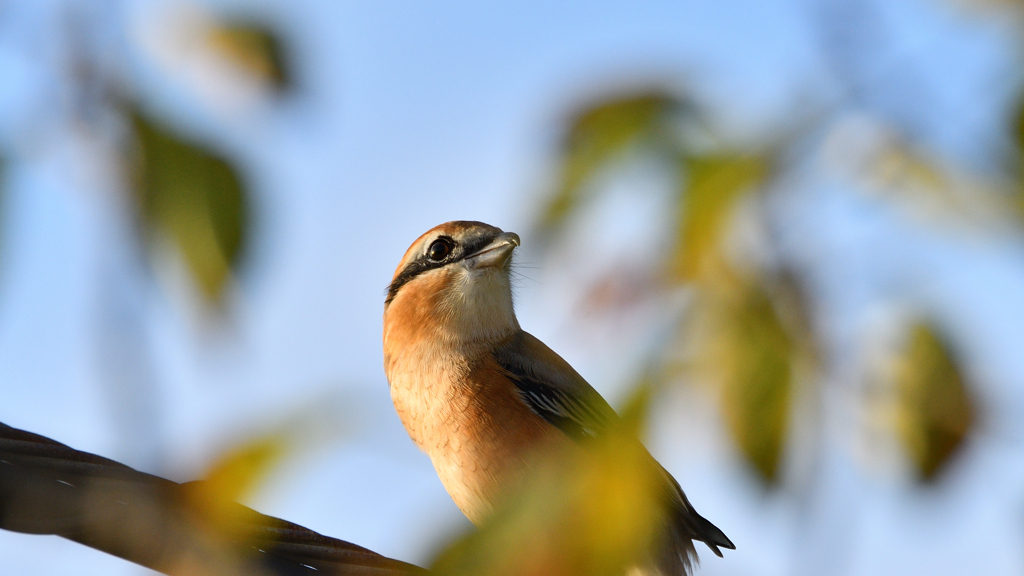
491;330;620;441
492;331;737;562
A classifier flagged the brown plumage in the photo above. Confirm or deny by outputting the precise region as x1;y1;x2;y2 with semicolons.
383;221;734;575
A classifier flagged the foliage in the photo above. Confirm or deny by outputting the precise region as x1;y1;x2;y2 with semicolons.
129;108;249;304
1015;98;1024;218
186;434;287;528
208;23;291;91
894;324;976;481
698;276;797;483
538;92;680;240
122;19;289;306
167;437;296;576
668;154;768;282
537;89;978;486
0;157;5;267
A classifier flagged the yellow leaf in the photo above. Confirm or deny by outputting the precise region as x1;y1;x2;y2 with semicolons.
208;24;290;90
693;275;798;484
858;138;1010;228
894;324;976;481
185;434;287;535
130;109;249;304
538;92;679;240
669;154;767;282
1015;98;1024;220
0;157;5;264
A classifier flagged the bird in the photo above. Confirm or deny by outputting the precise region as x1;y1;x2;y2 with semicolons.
382;220;734;576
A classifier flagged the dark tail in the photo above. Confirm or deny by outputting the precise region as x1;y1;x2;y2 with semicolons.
654;466;735;575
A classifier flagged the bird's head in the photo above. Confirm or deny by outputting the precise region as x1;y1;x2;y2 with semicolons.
384;221;521;347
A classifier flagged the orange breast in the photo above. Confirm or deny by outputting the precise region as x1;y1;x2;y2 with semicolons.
383;271;573;522
388;345;571;523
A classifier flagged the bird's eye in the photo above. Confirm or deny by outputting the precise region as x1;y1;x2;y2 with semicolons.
427;238;453;261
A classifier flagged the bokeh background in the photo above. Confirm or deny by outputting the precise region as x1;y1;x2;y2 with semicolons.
2;0;1024;574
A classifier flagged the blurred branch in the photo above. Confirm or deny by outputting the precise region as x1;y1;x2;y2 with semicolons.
0;422;427;576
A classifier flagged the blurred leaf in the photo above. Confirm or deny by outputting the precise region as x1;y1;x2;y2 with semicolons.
1015;97;1024;219
431;387;666;576
200;436;285;503
0;157;5;262
185;434;287;536
894;324;975;481
938;0;1024;16
130;108;249;303
871;146;945;193
700;276;795;484
669;154;768;282
538;92;679;239
536;88;800;487
862;140;1008;227
208;23;290;90
1016;94;1024;156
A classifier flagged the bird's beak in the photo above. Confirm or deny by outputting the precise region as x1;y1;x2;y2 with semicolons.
465;232;520;270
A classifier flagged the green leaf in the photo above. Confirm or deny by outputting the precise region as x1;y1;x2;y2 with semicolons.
701;277;794;485
208;23;291;91
0;157;5;264
1016;95;1024;156
538;92;679;240
669;154;767;282
130;109;249;304
1014;98;1024;219
894;324;975;481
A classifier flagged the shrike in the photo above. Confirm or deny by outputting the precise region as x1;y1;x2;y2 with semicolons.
383;221;733;575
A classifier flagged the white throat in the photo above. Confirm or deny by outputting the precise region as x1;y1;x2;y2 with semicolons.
438;265;519;346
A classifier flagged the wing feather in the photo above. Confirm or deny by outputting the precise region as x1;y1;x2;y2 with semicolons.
491;330;736;570
492;331;618;441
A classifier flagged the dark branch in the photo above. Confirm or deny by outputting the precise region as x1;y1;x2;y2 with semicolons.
0;422;428;576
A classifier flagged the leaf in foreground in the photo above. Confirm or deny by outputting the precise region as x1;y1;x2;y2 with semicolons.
431;389;666;576
185;433;287;536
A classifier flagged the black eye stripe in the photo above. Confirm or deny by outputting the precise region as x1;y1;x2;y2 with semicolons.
385;260;432;305
384;229;501;305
